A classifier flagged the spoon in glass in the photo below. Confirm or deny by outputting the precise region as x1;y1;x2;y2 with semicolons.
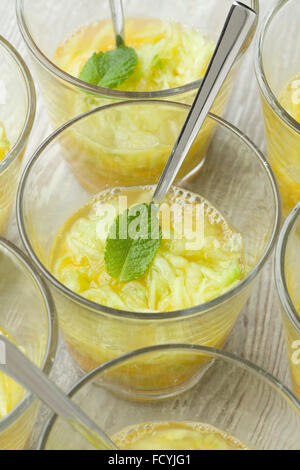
109;0;125;47
0;335;118;450
152;1;257;205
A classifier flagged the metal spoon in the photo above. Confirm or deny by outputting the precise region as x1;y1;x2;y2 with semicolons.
152;1;257;205
0;335;118;450
109;0;125;47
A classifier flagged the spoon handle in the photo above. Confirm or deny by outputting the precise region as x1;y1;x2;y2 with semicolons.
0;335;117;450
152;1;257;205
109;0;125;47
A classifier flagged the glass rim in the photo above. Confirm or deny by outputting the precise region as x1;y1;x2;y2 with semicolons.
16;0;258;100
0;35;36;174
17;99;281;321
0;237;58;433
254;0;300;136
275;202;300;334
37;343;300;450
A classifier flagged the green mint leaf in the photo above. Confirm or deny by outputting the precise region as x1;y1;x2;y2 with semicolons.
79;52;104;85
105;203;162;282
97;46;138;88
79;46;138;89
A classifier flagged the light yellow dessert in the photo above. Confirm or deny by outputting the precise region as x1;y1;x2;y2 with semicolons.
279;76;300;123
282;302;300;399
0;325;46;450
0;328;25;419
49;185;244;380
278;220;300;400
277;75;300;214
0;120;22;235
0;122;10;161
47;19;225;192
113;421;248;450
51;186;244;313
54;19;215;93
263;75;300;216
58;102;212;192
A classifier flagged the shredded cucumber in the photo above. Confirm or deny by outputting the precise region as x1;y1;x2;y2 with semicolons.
54;19;215;92
51;188;244;313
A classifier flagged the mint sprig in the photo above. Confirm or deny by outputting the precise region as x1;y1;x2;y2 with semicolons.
79;46;138;89
104;204;162;282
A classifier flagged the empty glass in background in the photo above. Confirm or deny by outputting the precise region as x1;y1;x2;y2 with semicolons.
0;238;57;450
38;345;300;450
276;202;300;399
17;100;280;389
255;0;300;217
0;36;36;235
16;0;259;138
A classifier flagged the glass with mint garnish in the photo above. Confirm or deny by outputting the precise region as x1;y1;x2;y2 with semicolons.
0;36;36;236
17;0;259;192
18;100;279;394
79;46;138;90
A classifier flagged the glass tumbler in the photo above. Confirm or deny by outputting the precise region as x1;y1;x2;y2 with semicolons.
0;238;57;450
275;202;300;399
255;0;300;217
16;0;259;179
0;36;36;235
38;345;300;450
17;101;280;388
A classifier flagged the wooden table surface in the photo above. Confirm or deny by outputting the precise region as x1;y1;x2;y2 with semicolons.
0;0;291;448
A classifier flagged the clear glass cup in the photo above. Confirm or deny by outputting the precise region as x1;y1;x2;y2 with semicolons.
255;0;300;218
38;345;300;450
0;36;36;235
275;202;300;399
17;101;280;386
16;0;258;147
0;237;57;450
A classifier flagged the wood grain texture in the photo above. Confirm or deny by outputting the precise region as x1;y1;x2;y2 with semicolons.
0;0;292;448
